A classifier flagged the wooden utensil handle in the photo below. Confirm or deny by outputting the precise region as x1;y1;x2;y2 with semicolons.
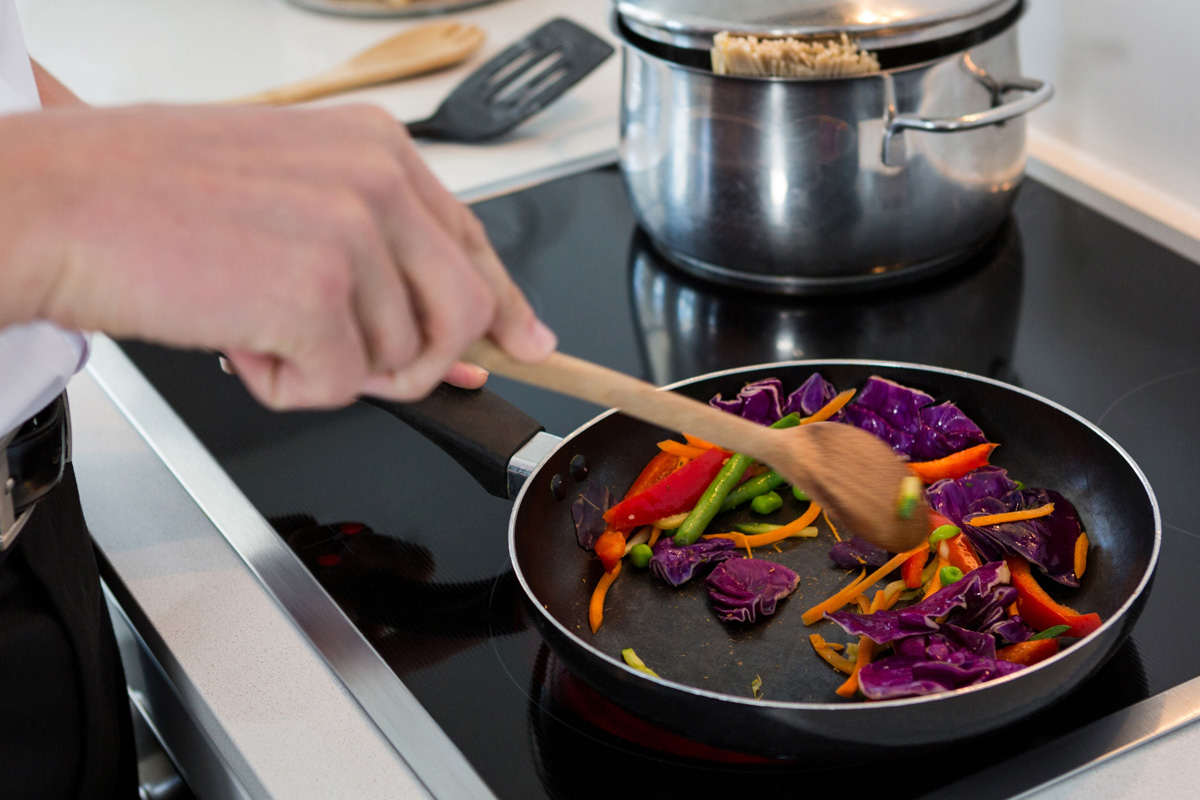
463;341;781;462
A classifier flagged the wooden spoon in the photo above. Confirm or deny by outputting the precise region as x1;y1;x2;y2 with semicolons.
224;21;485;106
464;341;930;553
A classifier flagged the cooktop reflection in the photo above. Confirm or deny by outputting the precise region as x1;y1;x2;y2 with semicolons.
118;165;1200;800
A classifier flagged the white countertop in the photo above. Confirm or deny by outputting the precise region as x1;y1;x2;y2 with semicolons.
19;0;1200;797
17;0;621;202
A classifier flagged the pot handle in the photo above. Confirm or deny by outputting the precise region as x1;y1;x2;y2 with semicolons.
361;385;549;500
882;77;1053;166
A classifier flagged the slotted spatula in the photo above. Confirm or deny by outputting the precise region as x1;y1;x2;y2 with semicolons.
405;17;614;142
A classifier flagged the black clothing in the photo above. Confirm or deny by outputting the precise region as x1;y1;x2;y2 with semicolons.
0;464;138;799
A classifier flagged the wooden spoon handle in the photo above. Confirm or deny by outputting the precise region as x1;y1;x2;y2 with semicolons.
463;341;783;463
223;22;484;106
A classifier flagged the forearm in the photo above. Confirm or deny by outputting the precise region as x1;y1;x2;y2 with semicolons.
30;60;85;107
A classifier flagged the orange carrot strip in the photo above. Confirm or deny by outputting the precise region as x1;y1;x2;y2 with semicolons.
836;591;886;697
802;389;857;424
802;541;930;625
923;553;947;599
809;634;856;674
703;502;823;549
682;433;718;450
824;510;842;543
1075;531;1089;579
647;526;663;547
657;440;709;460
854;594;871;613
588;562;622;633
968;503;1056;526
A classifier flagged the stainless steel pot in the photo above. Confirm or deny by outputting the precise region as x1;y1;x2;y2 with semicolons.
614;0;1053;294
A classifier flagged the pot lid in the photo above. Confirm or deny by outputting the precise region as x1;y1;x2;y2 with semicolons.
614;0;1021;50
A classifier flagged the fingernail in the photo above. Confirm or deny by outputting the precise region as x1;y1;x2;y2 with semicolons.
530;318;557;357
218;356;237;375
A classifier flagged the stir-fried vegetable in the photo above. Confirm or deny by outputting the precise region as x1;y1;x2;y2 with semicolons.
572;371;1100;702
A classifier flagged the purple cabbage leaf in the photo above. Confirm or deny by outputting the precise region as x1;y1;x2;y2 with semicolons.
962;488;1086;587
828;536;892;570
705;557;800;624
571;480;613;550
709;378;786;426
826;560;1012;645
857;627;1026;700
649;537;738;586
782;373;838;418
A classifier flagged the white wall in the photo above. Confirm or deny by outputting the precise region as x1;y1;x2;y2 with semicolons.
1018;0;1200;256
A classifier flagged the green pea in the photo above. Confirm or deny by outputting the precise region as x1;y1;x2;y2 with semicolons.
929;524;962;545
792;486;810;502
939;566;964;585
751;491;783;515
628;543;654;569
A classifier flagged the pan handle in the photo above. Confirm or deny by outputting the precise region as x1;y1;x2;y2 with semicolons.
361;384;548;500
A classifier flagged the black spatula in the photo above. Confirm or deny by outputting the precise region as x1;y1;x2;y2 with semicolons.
404;17;614;143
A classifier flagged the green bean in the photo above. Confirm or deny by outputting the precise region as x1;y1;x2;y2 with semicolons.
1029;624;1071;641
735;523;784;535
751;491;783;515
719;469;786;512
628;543;654;569
792;485;810;502
673;454;751;546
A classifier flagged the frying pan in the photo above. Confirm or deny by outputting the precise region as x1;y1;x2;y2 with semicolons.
369;359;1159;758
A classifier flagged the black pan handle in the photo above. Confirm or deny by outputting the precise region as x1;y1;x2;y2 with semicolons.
361;385;544;500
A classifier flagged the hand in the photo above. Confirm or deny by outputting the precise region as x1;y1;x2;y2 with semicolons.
0;103;556;408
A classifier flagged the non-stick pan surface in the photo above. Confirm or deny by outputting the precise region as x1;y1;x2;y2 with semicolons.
508;360;1159;758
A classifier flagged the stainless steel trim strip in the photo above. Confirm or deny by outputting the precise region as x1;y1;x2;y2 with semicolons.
924;675;1200;799
86;335;498;800
508;431;562;497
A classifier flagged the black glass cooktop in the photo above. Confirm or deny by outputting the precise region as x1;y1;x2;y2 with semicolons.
120;166;1200;799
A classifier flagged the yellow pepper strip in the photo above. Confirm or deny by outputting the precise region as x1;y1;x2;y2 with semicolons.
809;633;856;674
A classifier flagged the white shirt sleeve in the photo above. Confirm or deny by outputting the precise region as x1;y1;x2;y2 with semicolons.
0;0;90;434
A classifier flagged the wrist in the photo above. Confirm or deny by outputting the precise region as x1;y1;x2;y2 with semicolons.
0;113;71;328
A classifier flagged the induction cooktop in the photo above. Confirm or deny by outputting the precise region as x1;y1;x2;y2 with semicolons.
118;165;1200;799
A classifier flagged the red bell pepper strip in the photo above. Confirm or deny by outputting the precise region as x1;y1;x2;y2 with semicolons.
908;443;999;483
592;451;682;572
901;551;927;588
1005;556;1102;638
944;534;982;574
594;529;627;573
603;447;729;532
997;637;1060;666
